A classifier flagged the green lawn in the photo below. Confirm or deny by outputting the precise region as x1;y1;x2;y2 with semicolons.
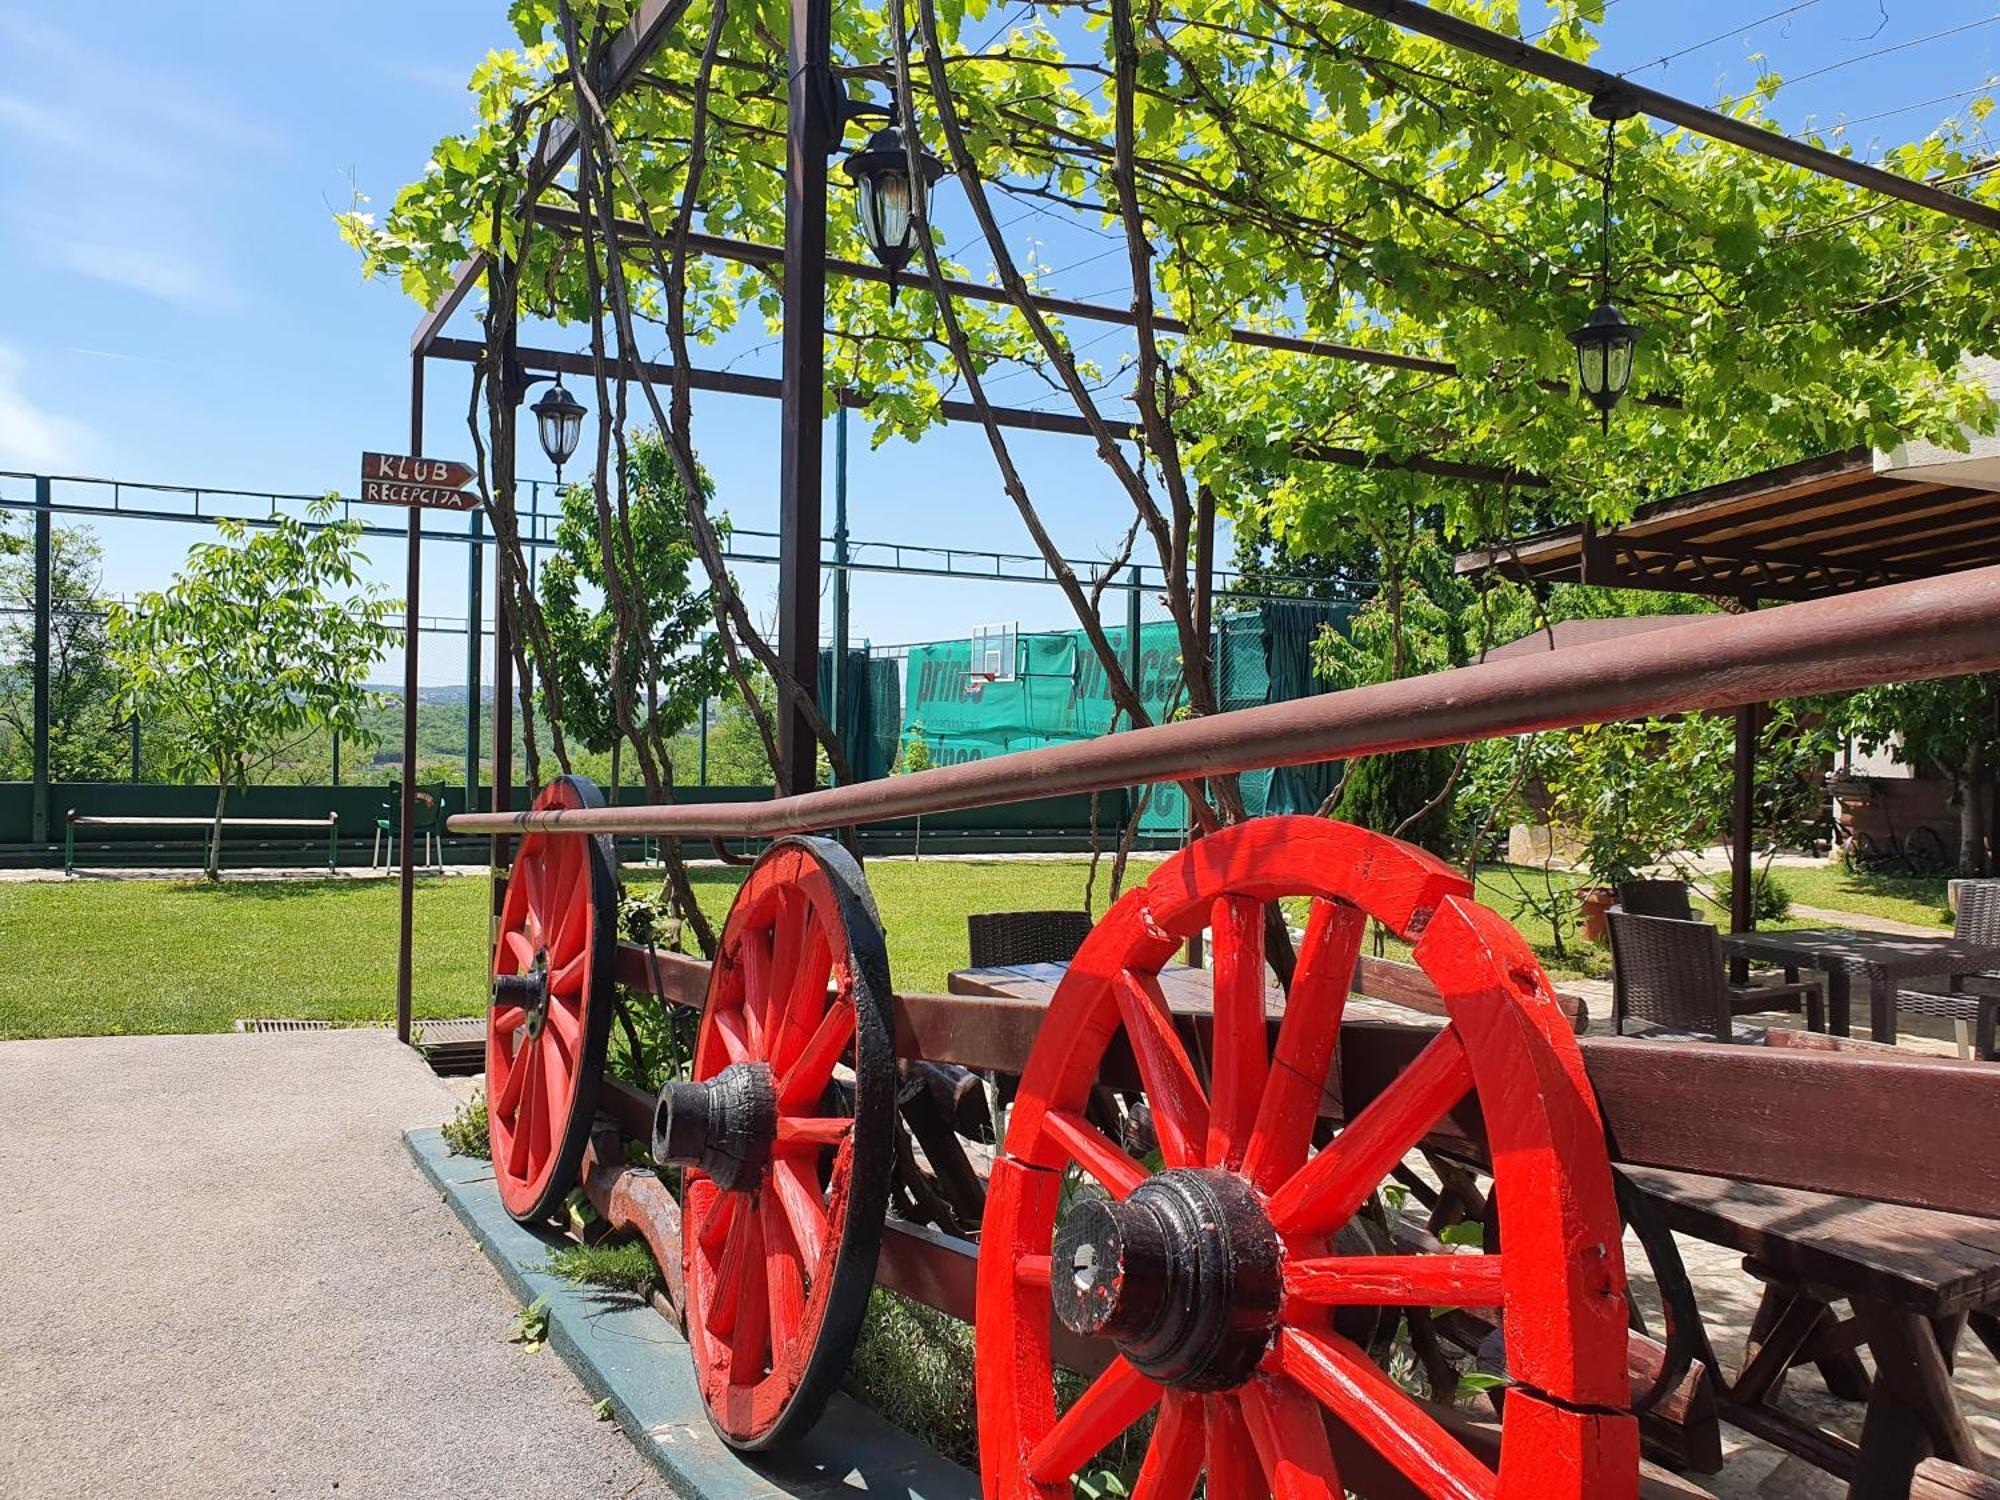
0;858;1155;1040
17;852;1937;1040
1763;864;1954;930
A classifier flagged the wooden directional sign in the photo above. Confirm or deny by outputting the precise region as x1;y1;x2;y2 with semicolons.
360;451;479;510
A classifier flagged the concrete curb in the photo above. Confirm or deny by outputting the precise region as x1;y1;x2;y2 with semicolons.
404;1127;978;1500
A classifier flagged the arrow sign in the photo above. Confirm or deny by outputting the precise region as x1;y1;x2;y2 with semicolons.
360;451;479;509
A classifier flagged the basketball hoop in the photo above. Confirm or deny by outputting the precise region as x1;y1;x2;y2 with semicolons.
965;671;996;700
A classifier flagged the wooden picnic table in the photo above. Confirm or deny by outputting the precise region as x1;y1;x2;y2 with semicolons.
1626;1164;2000;1499
947;953;1593;1033
1720;928;2000;1044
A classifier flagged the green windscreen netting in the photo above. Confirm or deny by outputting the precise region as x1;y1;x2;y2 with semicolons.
896;601;1353;832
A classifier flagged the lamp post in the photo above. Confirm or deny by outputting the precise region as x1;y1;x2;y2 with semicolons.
775;10;946;794
1570;90;1642;431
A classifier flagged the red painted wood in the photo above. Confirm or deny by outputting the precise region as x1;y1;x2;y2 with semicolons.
974;816;1634;1500
1131;1391;1203;1500
1205;894;1268;1170
680;842;874;1448
486;777;607;1221
1239;1373;1345;1500
1242;898;1366;1190
1284;1253;1506;1309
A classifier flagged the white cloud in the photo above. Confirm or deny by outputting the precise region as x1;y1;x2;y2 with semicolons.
0;346;91;471
59;242;240;314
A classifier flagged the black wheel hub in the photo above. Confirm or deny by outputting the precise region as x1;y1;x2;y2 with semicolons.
494;951;551;1040
652;1062;779;1192
1050;1168;1282;1391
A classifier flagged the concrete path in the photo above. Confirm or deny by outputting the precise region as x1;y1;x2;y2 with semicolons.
0;1031;661;1499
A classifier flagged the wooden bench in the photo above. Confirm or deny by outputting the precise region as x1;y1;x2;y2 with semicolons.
64;811;339;875
1915;1459;2000;1498
1626;1164;2000;1498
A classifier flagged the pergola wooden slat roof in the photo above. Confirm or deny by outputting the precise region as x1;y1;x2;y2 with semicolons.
1456;448;2000;603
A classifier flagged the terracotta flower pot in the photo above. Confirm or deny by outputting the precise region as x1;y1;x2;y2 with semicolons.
1578;886;1618;945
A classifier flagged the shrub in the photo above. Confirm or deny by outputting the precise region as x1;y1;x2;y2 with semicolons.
1713;870;1793;924
442;1090;490;1158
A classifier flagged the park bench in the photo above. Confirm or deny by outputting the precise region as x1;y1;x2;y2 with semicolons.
63;810;339;876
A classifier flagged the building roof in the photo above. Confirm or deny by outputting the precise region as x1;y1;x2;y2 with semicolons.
1455;447;2000;602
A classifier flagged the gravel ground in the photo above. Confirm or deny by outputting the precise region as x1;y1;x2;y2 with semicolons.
0;1030;661;1500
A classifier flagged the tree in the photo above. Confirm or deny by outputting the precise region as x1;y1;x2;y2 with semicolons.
532;433;729;783
340;0;2000;839
107;503;399;878
1841;674;2000;875
0;519;127;782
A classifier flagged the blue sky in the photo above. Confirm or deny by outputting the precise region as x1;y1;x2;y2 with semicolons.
1;1;1996;683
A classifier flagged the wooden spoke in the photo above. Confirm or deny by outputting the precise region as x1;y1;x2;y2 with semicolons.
740;921;775;1057
505;1048;537;1177
549;839;586;959
541;1035;572;1140
548;951;585;999
1016;1254;1052;1290
502;928;536;973
770;925;834;1075
1240;1374;1344;1500
1043;1109;1147;1199
697;1189;738;1256
763;889;804;1047
727;1210;771;1385
1268;1026;1473;1237
778;998;855;1110
544;995;581;1056
1130;1391;1203;1500
769;1153;830;1267
761;1193;807;1358
519;1045;548;1160
1113;972;1210;1169
494;1035;532;1119
1026;1357;1162;1484
1242;899;1366;1191
1203;1394;1263;1500
1285;1253;1506;1310
492;1005;526;1037
708;1204;757;1339
1205;894;1269;1170
713;1004;753;1067
514;854;541;929
1276;1328;1498;1500
774;1115;854;1149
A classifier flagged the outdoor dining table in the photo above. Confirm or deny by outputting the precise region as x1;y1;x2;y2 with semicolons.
1719;928;2000;1045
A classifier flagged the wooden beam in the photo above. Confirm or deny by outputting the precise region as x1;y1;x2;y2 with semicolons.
610;942;2000;1219
408;0;692;354
1328;1;2000;232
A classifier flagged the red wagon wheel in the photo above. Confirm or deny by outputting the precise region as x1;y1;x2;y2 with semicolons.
486;775;619;1224
977;816;1636;1500
653;837;895;1452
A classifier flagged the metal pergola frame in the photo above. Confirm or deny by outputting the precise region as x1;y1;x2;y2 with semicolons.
394;0;2000;1038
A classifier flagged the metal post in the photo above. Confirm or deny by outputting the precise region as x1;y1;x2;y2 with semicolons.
30;475;51;846
128;715;140;782
395;358;424;1046
1125;565;1143;708
331;729;341;787
699;695;710;786
465;507;485;811
1730;702;1759;981
776;0;835;796
829;406;850;783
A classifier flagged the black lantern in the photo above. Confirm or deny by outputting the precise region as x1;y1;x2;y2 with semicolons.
530;380;586;477
841;101;946;303
1569;301;1640;421
1570;90;1643;431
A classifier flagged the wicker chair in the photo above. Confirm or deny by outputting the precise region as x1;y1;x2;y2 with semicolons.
1615;879;1695;921
1896;879;2000;1061
1607;911;1825;1042
967;909;1095;968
